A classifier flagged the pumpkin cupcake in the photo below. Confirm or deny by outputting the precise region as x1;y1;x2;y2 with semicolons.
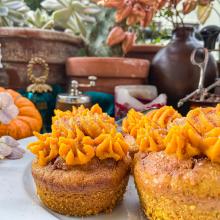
125;105;220;220
28;104;130;216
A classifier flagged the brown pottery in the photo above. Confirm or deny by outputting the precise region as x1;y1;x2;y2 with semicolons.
126;44;163;62
66;57;150;94
0;27;83;89
150;27;218;106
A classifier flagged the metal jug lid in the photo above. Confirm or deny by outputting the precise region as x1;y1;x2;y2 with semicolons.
56;76;97;105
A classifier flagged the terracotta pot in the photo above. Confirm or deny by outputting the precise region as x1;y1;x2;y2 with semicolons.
66;57;150;94
0;27;83;89
126;44;163;62
150;27;218;106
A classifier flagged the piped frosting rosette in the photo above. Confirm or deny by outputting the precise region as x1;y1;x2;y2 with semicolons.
123;104;220;163
28;104;128;166
123;106;182;152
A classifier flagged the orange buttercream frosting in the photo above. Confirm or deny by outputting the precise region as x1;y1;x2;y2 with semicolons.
123;105;220;162
28;104;128;166
145;106;182;129
122;109;144;138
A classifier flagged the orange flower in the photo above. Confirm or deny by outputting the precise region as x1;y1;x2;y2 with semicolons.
98;0;124;8
122;32;136;54
106;26;126;46
115;4;133;22
98;0;159;27
182;0;198;14
140;7;154;27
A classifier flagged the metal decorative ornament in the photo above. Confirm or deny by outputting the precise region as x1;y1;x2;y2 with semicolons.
25;57;55;132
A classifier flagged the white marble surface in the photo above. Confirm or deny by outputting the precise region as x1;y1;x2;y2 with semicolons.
0;137;145;220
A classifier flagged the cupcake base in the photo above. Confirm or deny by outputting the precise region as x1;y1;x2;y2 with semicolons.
36;176;128;216
134;152;220;220
32;157;130;216
136;187;220;220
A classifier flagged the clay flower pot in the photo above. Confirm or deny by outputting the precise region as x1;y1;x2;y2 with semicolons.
126;44;163;62
0;27;83;89
66;57;150;94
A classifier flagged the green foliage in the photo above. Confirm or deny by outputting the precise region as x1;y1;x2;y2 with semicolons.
24;0;43;10
41;0;100;39
86;8;122;57
40;0;121;56
0;0;29;26
26;8;53;29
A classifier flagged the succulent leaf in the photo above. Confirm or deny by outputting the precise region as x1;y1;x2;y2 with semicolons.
0;0;29;26
0;7;9;16
26;8;53;29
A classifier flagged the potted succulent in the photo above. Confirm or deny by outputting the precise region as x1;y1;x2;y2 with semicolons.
38;0;150;94
0;0;98;89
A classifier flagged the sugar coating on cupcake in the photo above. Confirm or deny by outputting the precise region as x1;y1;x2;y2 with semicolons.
28;104;131;216
123;104;220;220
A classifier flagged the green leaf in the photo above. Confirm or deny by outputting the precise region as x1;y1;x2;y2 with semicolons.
0;7;9;16
4;1;28;10
74;12;86;37
52;7;72;24
70;1;85;13
77;13;96;23
41;0;63;11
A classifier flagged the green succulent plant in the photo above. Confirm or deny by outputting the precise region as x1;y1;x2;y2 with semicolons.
86;8;121;57
40;0;119;56
0;0;29;26
41;0;100;39
26;8;53;29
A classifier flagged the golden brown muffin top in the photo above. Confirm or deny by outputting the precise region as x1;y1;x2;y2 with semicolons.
123;104;220;163
28;104;129;166
134;151;220;199
32;156;131;192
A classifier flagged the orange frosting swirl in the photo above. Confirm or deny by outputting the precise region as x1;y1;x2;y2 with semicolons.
136;126;167;152
145;106;182;129
28;104;128;166
203;128;220;162
28;132;59;166
187;106;220;135
122;106;181;138
52;104;115;137
122;108;144;138
124;105;220;163
164;123;202;160
95;129;128;161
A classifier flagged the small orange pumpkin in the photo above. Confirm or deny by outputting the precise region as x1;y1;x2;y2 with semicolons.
0;87;42;139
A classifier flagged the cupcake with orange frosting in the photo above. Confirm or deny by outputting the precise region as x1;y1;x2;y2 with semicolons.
122;106;181;157
28;104;130;216
124;105;220;220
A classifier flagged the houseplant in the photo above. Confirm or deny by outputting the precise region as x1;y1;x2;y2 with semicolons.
38;0;150;94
